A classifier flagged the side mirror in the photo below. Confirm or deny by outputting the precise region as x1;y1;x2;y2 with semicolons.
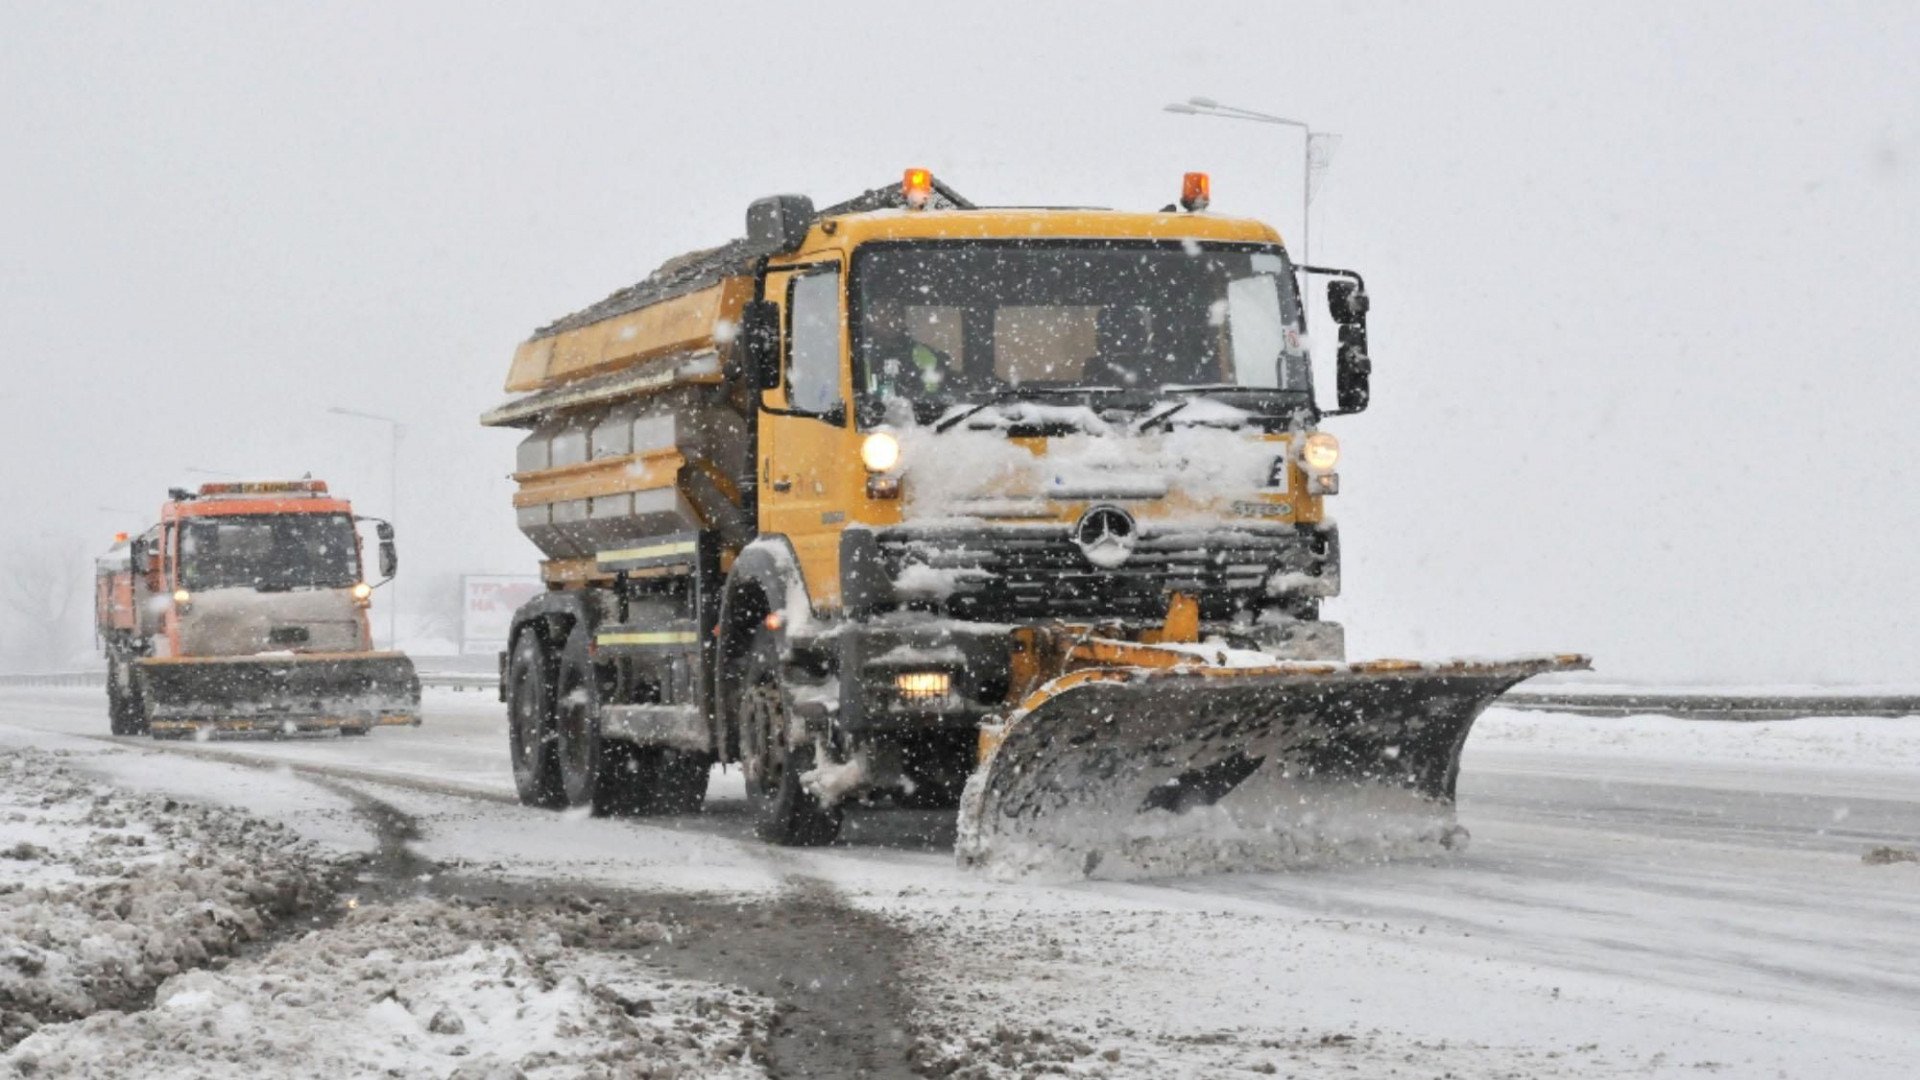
129;538;148;574
739;298;782;391
378;539;398;581
1327;280;1370;324
746;194;815;254
1336;323;1371;413
375;521;394;542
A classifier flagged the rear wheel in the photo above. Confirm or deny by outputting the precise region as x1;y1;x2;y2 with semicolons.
506;631;566;808
553;626;608;810
734;627;841;846
554;627;713;816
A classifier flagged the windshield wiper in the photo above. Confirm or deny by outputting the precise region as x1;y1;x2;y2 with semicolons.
1133;400;1192;433
1136;384;1308;432
933;386;1124;433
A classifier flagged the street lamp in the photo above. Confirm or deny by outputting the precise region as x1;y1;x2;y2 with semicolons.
327;405;404;649
1164;96;1336;325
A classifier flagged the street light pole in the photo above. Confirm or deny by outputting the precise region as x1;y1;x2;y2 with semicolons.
1164;97;1329;327
327;405;404;650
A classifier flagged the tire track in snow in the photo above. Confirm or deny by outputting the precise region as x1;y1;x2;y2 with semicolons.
72;732;928;1078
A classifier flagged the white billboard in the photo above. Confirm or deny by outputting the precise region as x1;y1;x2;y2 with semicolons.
461;575;544;655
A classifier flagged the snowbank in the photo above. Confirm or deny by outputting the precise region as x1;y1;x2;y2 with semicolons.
5;898;776;1079
0;748;344;1048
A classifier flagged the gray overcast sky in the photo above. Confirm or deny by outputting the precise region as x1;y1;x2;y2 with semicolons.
2;1;1915;682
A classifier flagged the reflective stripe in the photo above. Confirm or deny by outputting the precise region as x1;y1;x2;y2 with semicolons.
598;540;697;563
596;630;699;646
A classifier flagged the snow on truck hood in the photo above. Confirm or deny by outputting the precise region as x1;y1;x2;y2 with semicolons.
894;417;1286;522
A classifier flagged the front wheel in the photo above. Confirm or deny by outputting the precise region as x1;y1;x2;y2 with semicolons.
734;628;842;846
107;655;146;737
506;631;566;808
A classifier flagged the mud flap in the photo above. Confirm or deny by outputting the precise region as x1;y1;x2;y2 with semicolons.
956;655;1588;880
134;652;421;734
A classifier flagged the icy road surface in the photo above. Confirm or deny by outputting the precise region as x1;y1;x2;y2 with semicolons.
1;685;1917;1078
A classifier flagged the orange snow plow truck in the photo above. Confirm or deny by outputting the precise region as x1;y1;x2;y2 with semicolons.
94;480;420;737
484;170;1587;878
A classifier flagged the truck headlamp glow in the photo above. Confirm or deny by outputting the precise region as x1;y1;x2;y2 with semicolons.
1301;432;1341;473
860;432;901;473
171;588;191;606
351;582;373;603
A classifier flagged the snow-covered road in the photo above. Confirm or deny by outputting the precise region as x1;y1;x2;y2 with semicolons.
2;686;1916;1078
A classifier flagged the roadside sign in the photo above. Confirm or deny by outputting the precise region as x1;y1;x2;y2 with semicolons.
461;575;543;655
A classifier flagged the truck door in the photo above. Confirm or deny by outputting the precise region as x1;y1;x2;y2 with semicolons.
759;261;858;611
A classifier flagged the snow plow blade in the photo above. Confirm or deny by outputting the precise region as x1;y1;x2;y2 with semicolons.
133;652;421;735
957;654;1589;880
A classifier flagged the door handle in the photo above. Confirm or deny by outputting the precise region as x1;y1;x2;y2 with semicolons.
771;478;793;493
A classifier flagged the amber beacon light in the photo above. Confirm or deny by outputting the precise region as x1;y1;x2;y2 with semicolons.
903;167;934;209
1180;172;1211;211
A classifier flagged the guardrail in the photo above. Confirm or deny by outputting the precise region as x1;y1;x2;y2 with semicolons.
0;669;497;691
3;670;1916;719
0;670;107;688
1497;690;1920;722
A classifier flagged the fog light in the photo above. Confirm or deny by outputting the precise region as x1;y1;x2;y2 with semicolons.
1307;472;1340;495
895;672;951;699
351;582;373;606
172;588;191;607
866;475;901;499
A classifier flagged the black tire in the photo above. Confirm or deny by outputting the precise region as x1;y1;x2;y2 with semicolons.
552;625;609;810
339;726;371;737
107;655;147;737
734;627;842;846
506;631;566;808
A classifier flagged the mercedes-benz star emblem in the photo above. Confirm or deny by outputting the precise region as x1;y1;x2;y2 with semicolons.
1073;505;1137;569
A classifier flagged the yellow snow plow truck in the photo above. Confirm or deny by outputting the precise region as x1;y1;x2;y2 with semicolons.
485;169;1586;878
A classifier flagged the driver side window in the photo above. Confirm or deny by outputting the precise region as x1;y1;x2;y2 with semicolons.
786;269;843;417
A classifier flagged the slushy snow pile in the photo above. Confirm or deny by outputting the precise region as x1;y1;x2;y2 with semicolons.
5;898;777;1080
0;748;342;1048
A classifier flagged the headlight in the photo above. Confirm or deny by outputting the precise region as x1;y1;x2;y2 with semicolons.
351;582;373;602
1301;432;1340;473
860;431;901;473
171;588;191;606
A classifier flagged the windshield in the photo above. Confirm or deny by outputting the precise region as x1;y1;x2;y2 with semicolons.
852;240;1310;424
178;513;361;591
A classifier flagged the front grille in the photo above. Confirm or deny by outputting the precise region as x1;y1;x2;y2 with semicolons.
875;523;1335;622
267;626;311;645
